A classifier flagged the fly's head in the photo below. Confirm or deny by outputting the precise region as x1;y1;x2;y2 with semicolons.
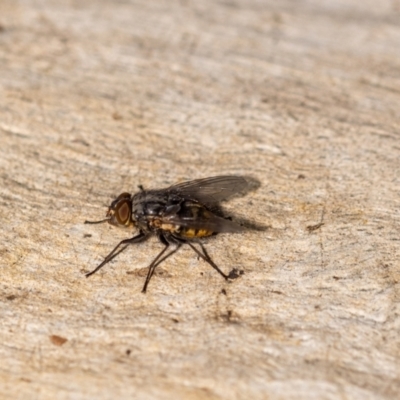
106;192;134;227
84;193;136;227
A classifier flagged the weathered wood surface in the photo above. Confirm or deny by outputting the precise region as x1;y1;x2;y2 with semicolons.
1;0;399;399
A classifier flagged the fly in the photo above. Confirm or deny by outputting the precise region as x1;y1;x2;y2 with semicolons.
85;176;249;292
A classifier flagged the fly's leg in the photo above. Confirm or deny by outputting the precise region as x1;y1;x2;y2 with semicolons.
86;232;147;277
186;242;229;280
142;243;182;293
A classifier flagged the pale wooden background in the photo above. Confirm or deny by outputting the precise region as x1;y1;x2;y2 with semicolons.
1;0;399;399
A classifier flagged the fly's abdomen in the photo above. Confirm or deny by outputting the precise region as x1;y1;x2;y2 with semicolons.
174;202;215;239
179;227;214;238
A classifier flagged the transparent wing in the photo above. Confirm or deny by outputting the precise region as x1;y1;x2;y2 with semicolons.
168;176;248;205
164;213;244;233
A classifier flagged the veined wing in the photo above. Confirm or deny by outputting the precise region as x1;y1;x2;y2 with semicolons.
163;213;244;233
168;176;248;205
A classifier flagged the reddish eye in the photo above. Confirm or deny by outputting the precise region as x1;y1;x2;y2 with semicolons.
111;192;131;209
116;201;131;224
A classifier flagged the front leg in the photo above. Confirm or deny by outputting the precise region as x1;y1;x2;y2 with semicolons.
86;232;147;277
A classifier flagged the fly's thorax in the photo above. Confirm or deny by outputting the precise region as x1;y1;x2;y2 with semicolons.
149;218;180;233
131;191;170;219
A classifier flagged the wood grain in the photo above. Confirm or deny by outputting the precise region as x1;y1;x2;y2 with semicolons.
1;0;399;399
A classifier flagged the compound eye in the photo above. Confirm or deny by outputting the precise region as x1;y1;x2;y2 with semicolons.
111;192;131;209
115;200;131;225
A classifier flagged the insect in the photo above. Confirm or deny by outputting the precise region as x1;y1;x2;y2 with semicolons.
85;176;248;292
